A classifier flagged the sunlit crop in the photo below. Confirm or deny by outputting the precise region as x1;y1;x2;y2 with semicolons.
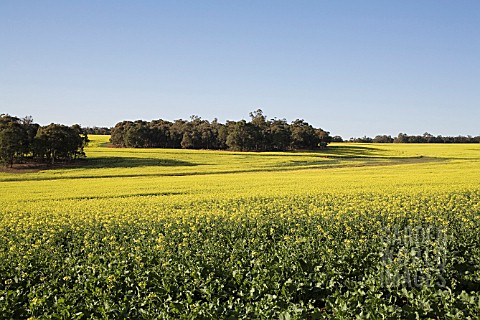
1;136;480;318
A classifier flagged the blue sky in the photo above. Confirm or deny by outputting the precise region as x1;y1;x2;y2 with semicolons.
1;1;479;138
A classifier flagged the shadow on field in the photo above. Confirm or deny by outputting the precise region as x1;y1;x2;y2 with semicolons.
281;159;341;167
82;157;198;169
262;145;382;158
320;145;384;158
219;145;382;158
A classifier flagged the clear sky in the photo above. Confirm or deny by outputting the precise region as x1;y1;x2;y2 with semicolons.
1;1;479;138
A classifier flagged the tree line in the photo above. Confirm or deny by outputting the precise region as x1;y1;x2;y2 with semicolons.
348;133;480;143
83;126;111;135
110;110;332;151
0;114;88;167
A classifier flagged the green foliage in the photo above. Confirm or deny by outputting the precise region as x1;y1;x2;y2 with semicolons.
0;115;31;166
225;120;256;151
0;115;87;167
110;110;331;151
33;123;88;164
1;194;480;318
350;132;480;143
290;119;319;150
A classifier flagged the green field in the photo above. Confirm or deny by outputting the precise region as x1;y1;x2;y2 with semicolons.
1;136;480;318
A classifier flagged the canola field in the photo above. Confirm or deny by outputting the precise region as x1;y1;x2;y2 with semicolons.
1;135;480;319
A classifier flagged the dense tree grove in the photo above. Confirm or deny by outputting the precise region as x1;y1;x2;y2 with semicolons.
0;114;88;167
110;110;332;151
83;126;111;135
349;133;480;143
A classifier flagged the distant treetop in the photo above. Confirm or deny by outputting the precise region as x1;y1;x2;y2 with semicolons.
348;133;480;144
